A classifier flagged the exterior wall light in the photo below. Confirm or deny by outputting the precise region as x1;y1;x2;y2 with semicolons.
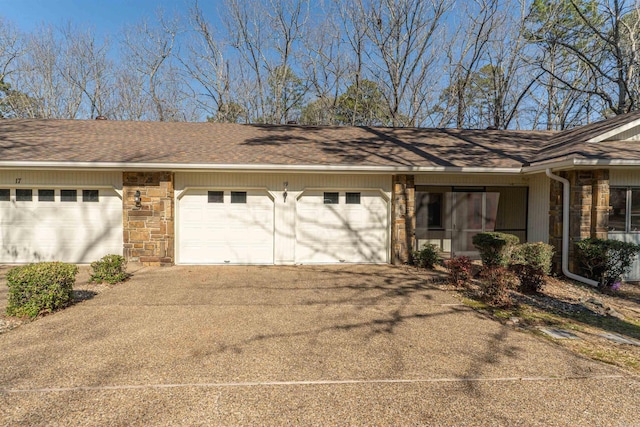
134;190;141;207
283;181;288;203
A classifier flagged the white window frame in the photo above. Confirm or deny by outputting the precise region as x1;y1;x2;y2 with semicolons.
609;187;640;233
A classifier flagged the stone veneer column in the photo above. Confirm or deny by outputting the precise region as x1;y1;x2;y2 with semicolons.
549;169;609;274
591;169;610;240
548;175;564;273
391;175;415;265
123;172;175;266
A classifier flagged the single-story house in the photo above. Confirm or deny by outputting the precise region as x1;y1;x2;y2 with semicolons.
2;111;640;281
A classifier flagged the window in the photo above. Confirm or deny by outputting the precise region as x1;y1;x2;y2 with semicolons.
83;190;99;202
208;191;224;203
416;191;446;230
231;191;247;204
609;187;627;231
61;189;77;202
427;193;443;228
0;189;9;201
609;187;640;232
632;190;640;230
38;189;55;202
323;192;339;204
346;192;361;205
16;189;32;201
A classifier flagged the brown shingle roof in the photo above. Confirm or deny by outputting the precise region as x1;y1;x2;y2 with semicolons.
0;119;553;170
533;110;640;164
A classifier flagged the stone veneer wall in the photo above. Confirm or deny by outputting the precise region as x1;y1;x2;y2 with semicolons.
548;169;609;273
391;175;415;264
123;172;175;266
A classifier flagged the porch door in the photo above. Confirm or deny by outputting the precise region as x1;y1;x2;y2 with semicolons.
450;192;499;257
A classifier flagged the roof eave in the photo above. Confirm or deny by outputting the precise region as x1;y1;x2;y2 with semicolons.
0;161;523;175
524;157;640;173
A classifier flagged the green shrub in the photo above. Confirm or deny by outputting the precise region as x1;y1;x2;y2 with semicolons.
575;238;640;289
478;266;519;307
445;256;473;287
6;262;78;318
90;254;128;284
511;242;554;293
412;243;442;269
472;232;520;267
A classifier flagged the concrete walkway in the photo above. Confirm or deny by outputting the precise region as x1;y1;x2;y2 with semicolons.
0;265;638;426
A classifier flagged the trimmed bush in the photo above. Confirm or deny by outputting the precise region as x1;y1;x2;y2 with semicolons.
575;238;640;289
445;256;473;287
478;266;519;307
472;232;520;267
511;242;554;293
412;243;442;269
6;262;78;318
90;254;128;284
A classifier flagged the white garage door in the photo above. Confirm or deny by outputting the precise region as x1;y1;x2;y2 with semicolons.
178;189;274;264
0;188;123;263
296;190;388;263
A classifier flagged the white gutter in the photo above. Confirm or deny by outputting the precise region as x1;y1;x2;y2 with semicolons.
525;158;640;174
0;160;522;174
545;169;598;287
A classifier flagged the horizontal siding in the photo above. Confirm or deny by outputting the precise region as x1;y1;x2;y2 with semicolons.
175;172;392;192
605;124;640;141
527;173;550;243
610;169;640;186
415;174;526;186
0;170;122;188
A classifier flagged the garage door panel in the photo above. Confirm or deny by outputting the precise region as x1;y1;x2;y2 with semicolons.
0;188;123;263
296;190;388;263
178;189;274;264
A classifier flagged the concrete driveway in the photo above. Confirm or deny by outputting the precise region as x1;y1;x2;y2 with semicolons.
0;265;638;426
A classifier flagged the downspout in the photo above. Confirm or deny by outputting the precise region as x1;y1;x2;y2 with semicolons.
545;169;599;286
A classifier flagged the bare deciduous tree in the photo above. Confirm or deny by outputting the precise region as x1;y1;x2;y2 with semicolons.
355;0;451;126
182;1;237;121
120;12;187;121
438;0;499;128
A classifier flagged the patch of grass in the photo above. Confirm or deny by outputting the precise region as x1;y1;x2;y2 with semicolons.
562;310;640;340
576;345;640;370
461;297;488;310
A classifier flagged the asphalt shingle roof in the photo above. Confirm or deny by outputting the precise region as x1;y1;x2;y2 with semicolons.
0;119;552;169
533;110;640;164
4;112;640;170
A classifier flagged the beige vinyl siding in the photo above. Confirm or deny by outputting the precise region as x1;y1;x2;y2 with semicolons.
415;174;526;186
175;172;392;191
175;172;392;264
603;124;640;141
610;169;640;186
527;173;550;243
0;170;122;188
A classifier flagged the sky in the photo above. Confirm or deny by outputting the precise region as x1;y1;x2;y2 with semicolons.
0;0;222;39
